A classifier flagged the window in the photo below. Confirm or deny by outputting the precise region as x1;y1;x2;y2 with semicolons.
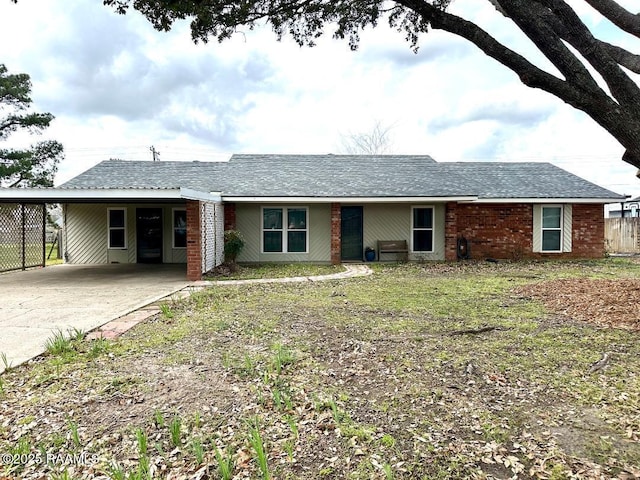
108;208;126;249
173;209;187;248
262;207;308;253
412;207;433;252
541;206;562;252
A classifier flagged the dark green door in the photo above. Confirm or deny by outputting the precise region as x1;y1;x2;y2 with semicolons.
136;208;163;264
341;206;363;261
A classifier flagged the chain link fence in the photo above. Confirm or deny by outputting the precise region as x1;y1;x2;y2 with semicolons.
0;203;46;272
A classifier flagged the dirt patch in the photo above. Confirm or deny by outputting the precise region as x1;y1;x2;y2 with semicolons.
515;277;640;330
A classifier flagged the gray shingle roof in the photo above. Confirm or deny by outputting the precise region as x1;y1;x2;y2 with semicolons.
60;160;228;191
59;154;624;200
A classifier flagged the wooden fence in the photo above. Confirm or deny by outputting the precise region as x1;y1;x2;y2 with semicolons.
605;218;640;254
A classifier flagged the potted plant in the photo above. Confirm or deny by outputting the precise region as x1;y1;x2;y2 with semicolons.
364;246;375;262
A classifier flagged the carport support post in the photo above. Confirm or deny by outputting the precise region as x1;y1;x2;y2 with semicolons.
186;200;203;281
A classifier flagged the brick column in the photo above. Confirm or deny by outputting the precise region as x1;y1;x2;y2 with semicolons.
445;202;458;261
330;203;341;265
224;202;236;231
186;200;203;281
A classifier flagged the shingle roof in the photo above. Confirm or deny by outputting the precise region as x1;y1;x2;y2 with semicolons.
59;154;624;200
60;160;228;191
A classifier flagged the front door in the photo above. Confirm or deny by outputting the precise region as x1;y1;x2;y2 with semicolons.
136;208;163;263
341;206;363;261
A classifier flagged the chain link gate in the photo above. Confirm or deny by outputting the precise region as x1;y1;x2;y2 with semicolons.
0;203;46;272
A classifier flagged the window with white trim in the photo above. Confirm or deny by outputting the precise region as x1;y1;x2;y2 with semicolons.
262;207;308;253
412;206;434;252
541;206;562;252
108;208;126;249
173;209;187;248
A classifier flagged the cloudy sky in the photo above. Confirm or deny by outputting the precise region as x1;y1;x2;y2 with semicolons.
1;0;639;198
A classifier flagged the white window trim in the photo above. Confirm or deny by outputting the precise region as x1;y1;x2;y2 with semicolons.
172;208;187;249
261;206;309;254
107;207;127;249
411;205;434;253
541;205;563;253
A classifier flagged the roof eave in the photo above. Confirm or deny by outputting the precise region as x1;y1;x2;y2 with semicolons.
221;196;479;203
0;188;221;203
461;197;625;204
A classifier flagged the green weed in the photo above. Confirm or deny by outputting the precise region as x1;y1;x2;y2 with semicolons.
248;418;269;480
135;427;148;456
214;447;235;480
271;343;295;374
67;419;81;448
169;416;182;447
88;338;109;358
383;463;394;480
107;462;125;480
159;303;174;319
1;351;12;371
284;414;298;438
153;409;165;428
44;329;75;355
191;438;205;464
50;469;74;480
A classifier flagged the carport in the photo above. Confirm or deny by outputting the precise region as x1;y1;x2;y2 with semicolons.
0;263;191;372
0;187;224;281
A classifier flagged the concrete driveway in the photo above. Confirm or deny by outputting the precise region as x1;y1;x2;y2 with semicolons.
0;264;190;372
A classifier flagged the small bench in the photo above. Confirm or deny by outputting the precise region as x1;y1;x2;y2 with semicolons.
377;240;409;262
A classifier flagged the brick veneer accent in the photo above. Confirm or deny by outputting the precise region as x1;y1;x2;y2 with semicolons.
224;202;236;230
444;202;458;261
330;203;341;264
186;200;202;281
454;203;533;260
446;202;605;260
570;204;605;258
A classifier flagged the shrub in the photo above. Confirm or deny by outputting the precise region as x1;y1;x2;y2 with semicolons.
224;230;245;264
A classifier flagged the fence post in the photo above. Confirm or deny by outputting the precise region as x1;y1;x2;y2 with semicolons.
21;204;26;270
42;204;46;267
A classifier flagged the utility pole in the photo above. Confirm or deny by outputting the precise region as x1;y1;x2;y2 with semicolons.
150;146;160;162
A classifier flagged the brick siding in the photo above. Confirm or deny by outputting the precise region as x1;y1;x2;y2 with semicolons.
445;203;604;260
330;203;341;264
569;204;605;258
224;202;236;231
186;200;202;281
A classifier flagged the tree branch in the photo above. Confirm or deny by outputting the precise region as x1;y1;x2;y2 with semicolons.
535;0;640;112
583;0;640;37
600;41;640;74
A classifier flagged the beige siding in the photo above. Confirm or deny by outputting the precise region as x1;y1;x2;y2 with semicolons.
363;203;445;261
236;204;331;263
64;203;187;264
236;202;446;263
65;204;108;264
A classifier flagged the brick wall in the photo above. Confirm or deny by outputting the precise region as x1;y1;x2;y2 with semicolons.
446;202;605;260
569;204;605;258
330;203;341;264
186;200;202;281
452;203;533;260
444;202;458;261
224;202;236;231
